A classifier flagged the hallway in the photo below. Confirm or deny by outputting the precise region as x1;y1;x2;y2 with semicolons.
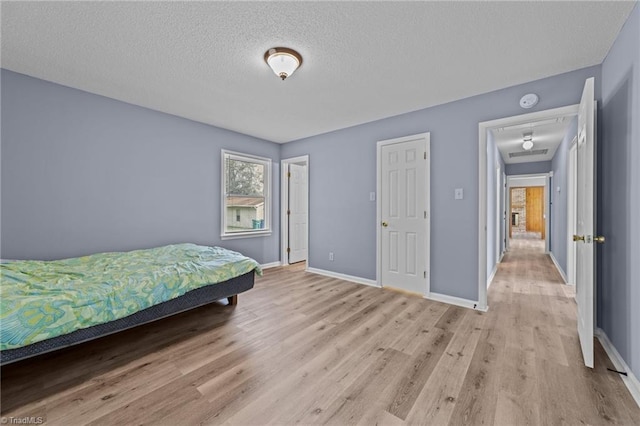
489;239;637;424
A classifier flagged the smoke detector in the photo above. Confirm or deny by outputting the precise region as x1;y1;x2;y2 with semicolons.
519;93;539;109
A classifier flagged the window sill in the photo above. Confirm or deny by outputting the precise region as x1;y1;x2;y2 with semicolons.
221;230;272;240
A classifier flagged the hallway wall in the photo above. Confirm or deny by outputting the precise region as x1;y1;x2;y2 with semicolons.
598;2;640;382
550;116;578;279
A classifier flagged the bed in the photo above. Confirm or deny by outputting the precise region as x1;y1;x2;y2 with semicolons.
0;243;261;365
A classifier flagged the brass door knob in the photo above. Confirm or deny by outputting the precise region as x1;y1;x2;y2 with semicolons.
594;236;606;243
381;222;388;227
573;235;585;242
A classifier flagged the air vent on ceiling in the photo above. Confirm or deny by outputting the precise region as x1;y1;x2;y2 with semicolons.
509;149;548;158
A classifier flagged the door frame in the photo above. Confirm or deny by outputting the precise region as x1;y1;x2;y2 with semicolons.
281;155;309;266
506;174;551;252
496;165;502;264
478;104;578;310
567;137;578;285
376;132;431;295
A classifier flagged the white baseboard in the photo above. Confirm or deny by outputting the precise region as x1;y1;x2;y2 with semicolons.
595;328;640;408
305;267;380;288
425;292;487;312
487;252;505;290
487;264;498;290
549;252;568;283
261;261;282;269
306;268;486;312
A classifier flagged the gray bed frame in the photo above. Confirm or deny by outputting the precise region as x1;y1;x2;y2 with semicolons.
0;271;255;365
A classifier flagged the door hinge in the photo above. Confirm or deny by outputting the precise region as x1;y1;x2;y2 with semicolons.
287;172;291;178
287;209;291;215
424;211;427;219
424;152;427;160
287;247;291;253
424;271;427;278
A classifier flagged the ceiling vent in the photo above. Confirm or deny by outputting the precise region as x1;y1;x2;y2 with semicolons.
509;149;548;158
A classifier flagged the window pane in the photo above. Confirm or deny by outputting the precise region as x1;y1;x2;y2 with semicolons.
226;158;264;196
222;151;270;237
225;196;265;232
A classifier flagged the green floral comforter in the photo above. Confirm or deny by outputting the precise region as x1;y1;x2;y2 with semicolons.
0;243;261;350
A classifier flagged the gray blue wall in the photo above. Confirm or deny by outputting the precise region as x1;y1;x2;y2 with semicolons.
505;160;552;176
0;70;281;264
550;116;578;279
282;65;601;301
598;3;640;381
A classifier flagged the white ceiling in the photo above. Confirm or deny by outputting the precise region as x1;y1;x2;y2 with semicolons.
493;115;576;164
1;1;634;143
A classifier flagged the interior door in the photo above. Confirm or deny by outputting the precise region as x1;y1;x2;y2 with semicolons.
380;136;428;294
575;77;597;368
288;163;308;264
526;186;545;239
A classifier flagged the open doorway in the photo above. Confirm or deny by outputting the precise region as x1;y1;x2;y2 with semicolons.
479;78;598;368
478;104;579;309
510;187;545;240
507;175;550;254
281;156;309;266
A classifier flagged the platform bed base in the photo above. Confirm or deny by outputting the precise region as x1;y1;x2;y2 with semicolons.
0;271;255;365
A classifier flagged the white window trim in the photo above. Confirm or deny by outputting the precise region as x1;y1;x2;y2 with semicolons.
221;150;272;240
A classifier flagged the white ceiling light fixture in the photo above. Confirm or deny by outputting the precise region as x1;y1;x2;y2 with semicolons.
522;132;534;150
264;47;303;81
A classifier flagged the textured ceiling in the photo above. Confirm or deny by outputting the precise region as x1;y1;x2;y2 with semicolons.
1;1;634;143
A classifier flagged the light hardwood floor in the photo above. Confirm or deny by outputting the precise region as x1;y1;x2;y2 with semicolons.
2;250;639;425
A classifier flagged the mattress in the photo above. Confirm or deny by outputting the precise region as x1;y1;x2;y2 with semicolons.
0;271;255;365
0;243;261;352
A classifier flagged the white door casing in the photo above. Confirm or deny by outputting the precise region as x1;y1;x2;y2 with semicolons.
502;171;507;256
478;104;579;311
377;133;430;295
496;166;501;264
567;139;578;286
575;77;597;368
288;163;308;264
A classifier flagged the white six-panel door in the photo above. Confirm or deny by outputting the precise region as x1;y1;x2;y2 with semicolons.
378;134;430;294
575;77;597;368
288;163;308;264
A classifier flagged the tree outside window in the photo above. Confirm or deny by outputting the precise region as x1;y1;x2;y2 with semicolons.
221;151;271;238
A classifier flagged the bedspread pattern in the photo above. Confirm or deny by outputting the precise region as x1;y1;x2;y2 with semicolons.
0;244;261;350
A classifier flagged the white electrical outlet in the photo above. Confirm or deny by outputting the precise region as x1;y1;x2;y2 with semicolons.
455;188;464;200
369;192;376;201
329;252;334;261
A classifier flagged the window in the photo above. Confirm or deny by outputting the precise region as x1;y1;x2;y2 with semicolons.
221;150;271;238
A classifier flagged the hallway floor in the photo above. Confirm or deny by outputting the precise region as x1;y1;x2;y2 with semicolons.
488;238;638;423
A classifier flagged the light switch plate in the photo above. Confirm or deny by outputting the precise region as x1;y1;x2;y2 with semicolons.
370;192;376;201
455;188;464;200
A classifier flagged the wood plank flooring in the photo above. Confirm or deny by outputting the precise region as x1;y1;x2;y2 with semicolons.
2;248;639;425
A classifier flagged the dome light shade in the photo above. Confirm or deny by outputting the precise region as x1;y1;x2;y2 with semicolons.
522;140;534;150
264;47;302;80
